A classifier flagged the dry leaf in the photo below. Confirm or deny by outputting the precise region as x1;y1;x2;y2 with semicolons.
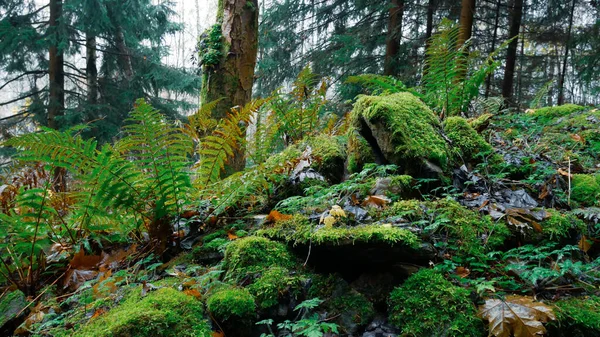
63;250;102;289
266;210;293;223
227;229;239;241
570;134;585;143
557;168;571;177
455;266;470;278
579;235;593;252
98;245;137;272
478;295;556;337
362;195;390;208
91;308;106;319
212;331;225;337
184;289;202;299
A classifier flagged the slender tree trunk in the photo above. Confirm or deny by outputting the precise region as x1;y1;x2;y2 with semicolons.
501;0;524;103
485;0;501;98
557;0;576;105
201;0;259;174
384;0;405;76
86;34;98;105
457;0;476;48
516;22;525;107
49;0;66;191
422;0;435;77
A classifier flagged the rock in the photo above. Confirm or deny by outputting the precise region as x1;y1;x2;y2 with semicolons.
362;316;400;337
0;290;26;331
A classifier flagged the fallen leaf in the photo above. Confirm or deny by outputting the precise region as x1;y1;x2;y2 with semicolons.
91;308;106;319
362;195;390;208
570;134;585;143
455;266;470;278
478;295;556;337
227;229;239;241
579;235;593;252
212;331;225;337
557;168;571;177
64;250;102;289
184;289;202;299
266;210;293;223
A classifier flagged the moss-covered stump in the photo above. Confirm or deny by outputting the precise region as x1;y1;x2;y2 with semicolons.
388;269;484;337
72;287;211;337
547;296;600;337
350;92;450;176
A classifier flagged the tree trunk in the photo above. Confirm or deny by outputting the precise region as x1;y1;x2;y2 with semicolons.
501;0;524;103
422;0;435;77
383;0;405;76
48;0;66;191
457;0;476;48
201;0;259;174
557;0;576;105
86;34;98;105
485;0;501;98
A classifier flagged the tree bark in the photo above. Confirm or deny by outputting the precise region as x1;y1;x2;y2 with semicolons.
485;0;501;98
501;0;524;103
457;0;476;48
383;0;405;76
557;0;576;105
48;0;66;191
86;34;98;105
201;0;259;174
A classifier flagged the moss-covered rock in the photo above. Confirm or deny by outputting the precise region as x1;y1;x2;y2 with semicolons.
347;132;376;174
533;104;586;122
542;209;587;240
257;215;420;248
246;266;304;309
351;92;450;174
206;287;256;322
223;236;296;282
73;287;211;337
0;290;26;328
443;116;493;163
388;269;484;337
571;174;600;207
548;296;600;337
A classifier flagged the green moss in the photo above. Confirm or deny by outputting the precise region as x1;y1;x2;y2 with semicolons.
351;92;449;168
533;104;586;122
0;290;25;327
548;296;600;336
206;287;256;322
330;291;375;326
246;266;304;309
542;209;587;240
468;113;492;132
387;199;510;256
73;287;211;337
257;215;420;248
443;116;493;163
347;132;376;174
224;236;296;282
388;269;483;337
571;174;600;207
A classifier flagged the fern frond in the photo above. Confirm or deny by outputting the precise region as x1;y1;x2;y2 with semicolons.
345;74;407;95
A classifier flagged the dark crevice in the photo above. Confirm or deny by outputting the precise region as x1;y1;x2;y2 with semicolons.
358;117;388;165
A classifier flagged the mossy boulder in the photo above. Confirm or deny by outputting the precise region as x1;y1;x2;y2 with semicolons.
246;266;304;309
548;296;600;337
0;290;26;329
347;133;376;173
73;287;211;337
351;92;450;175
223;236;296;282
542;209;587;240
571;174;600;207
206;287;256;322
443;116;493;163
388;269;484;337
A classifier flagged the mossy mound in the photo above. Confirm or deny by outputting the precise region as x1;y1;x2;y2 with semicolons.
351;92;450;173
246;266;304;309
73;287;211;337
571;174;600;207
542;209;587;240
206;287;256;322
223;236;296;282
0;290;25;328
388;269;484;337
443;116;493;163
386;199;510;257
347;133;376;173
532;104;586;122
548;296;600;337
257;215;420;248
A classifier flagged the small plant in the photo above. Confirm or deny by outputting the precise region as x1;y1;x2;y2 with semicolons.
256;298;339;337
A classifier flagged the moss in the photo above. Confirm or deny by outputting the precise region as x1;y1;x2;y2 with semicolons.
571;174;600;207
223;236;296;282
443;116;493;163
388;269;484;337
351;92;449;169
468;113;493;132
542;209;587;240
347;132;376;174
386;199;510;257
330;291;375;327
206;287;256;322
73;287;211;337
0;289;26;327
257;215;420;248
246;266;304;309
548;296;600;337
533;104;586;122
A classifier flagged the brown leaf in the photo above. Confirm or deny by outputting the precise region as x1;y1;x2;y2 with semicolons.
266;210;293;223
227;229;239;241
91;308;106;319
579;235;593;252
455;266;470;278
362;195;390;208
184;289;202;299
98;245;137;272
63;250;102;289
557;168;571;177
570;134;585;143
478;295;556;337
212;331;225;337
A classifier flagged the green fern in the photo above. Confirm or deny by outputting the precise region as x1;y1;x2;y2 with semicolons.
344;74;407;95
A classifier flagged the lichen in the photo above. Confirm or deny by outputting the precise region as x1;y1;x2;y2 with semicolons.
351;92;450;169
206;287;256;322
570;174;600;207
388;269;484;337
73;287;211;337
443;116;493;163
257;215;420;248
